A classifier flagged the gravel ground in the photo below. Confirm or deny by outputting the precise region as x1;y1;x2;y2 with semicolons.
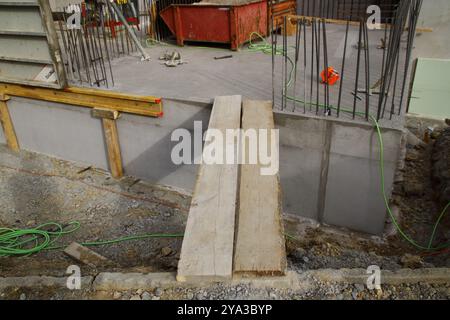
112;281;450;300
2;278;449;300
0;145;190;277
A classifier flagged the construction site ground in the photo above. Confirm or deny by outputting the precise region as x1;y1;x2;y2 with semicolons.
0;118;448;300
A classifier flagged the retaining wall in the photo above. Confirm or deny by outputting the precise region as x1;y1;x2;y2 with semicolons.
275;112;404;234
1;97;404;234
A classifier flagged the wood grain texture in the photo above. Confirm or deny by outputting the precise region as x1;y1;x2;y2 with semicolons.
0;95;20;152
177;95;242;282
233;100;286;276
0;83;163;117
92;108;120;120
64;242;112;268
102;118;123;179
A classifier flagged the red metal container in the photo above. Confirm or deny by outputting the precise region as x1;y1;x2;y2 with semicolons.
160;1;268;50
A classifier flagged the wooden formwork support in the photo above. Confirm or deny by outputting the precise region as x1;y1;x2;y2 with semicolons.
92;108;123;179
102;118;123;179
0;94;20;152
0;83;163;118
0;83;164;179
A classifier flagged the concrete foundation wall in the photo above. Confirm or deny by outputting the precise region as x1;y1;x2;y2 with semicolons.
8;97;108;169
276;114;325;220
323;123;399;234
0;98;403;234
116;102;210;191
274;112;403;235
5;97;210;192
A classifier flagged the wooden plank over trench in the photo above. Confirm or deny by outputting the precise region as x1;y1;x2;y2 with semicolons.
233;100;286;276
177;95;242;282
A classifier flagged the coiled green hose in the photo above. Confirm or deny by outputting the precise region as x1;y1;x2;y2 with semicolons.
0;221;183;257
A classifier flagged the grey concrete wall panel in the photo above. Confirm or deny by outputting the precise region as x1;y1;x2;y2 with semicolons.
279;145;323;220
323;123;402;234
274;112;402;235
274;113;326;220
117;100;211;192
7;97;108;169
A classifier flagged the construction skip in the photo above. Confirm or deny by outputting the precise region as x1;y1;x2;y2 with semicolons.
0;0;449;306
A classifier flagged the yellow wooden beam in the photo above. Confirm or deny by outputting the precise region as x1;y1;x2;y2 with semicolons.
0;83;163;118
0;94;20;152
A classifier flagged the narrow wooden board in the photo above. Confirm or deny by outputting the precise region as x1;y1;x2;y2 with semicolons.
0;95;20;152
0;83;163;117
177;95;242;282
102;118;123;179
64;242;112;268
233;100;286;276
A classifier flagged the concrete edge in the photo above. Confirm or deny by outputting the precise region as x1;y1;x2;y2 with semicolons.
0;276;93;290
274;109;406;133
309;268;450;285
1;268;449;291
406;113;447;124
163;96;214;108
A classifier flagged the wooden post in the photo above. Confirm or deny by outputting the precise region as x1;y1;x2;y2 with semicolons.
0;94;20;152
92;108;123;179
103;118;123;179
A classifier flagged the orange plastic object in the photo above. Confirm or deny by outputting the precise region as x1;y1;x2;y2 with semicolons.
321;67;340;85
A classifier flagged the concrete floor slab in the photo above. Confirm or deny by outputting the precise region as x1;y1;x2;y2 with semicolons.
93;23;408;129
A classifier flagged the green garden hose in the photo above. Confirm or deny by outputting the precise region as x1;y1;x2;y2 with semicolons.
0;221;183;257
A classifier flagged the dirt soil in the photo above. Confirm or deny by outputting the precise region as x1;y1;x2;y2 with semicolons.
0;145;190;277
